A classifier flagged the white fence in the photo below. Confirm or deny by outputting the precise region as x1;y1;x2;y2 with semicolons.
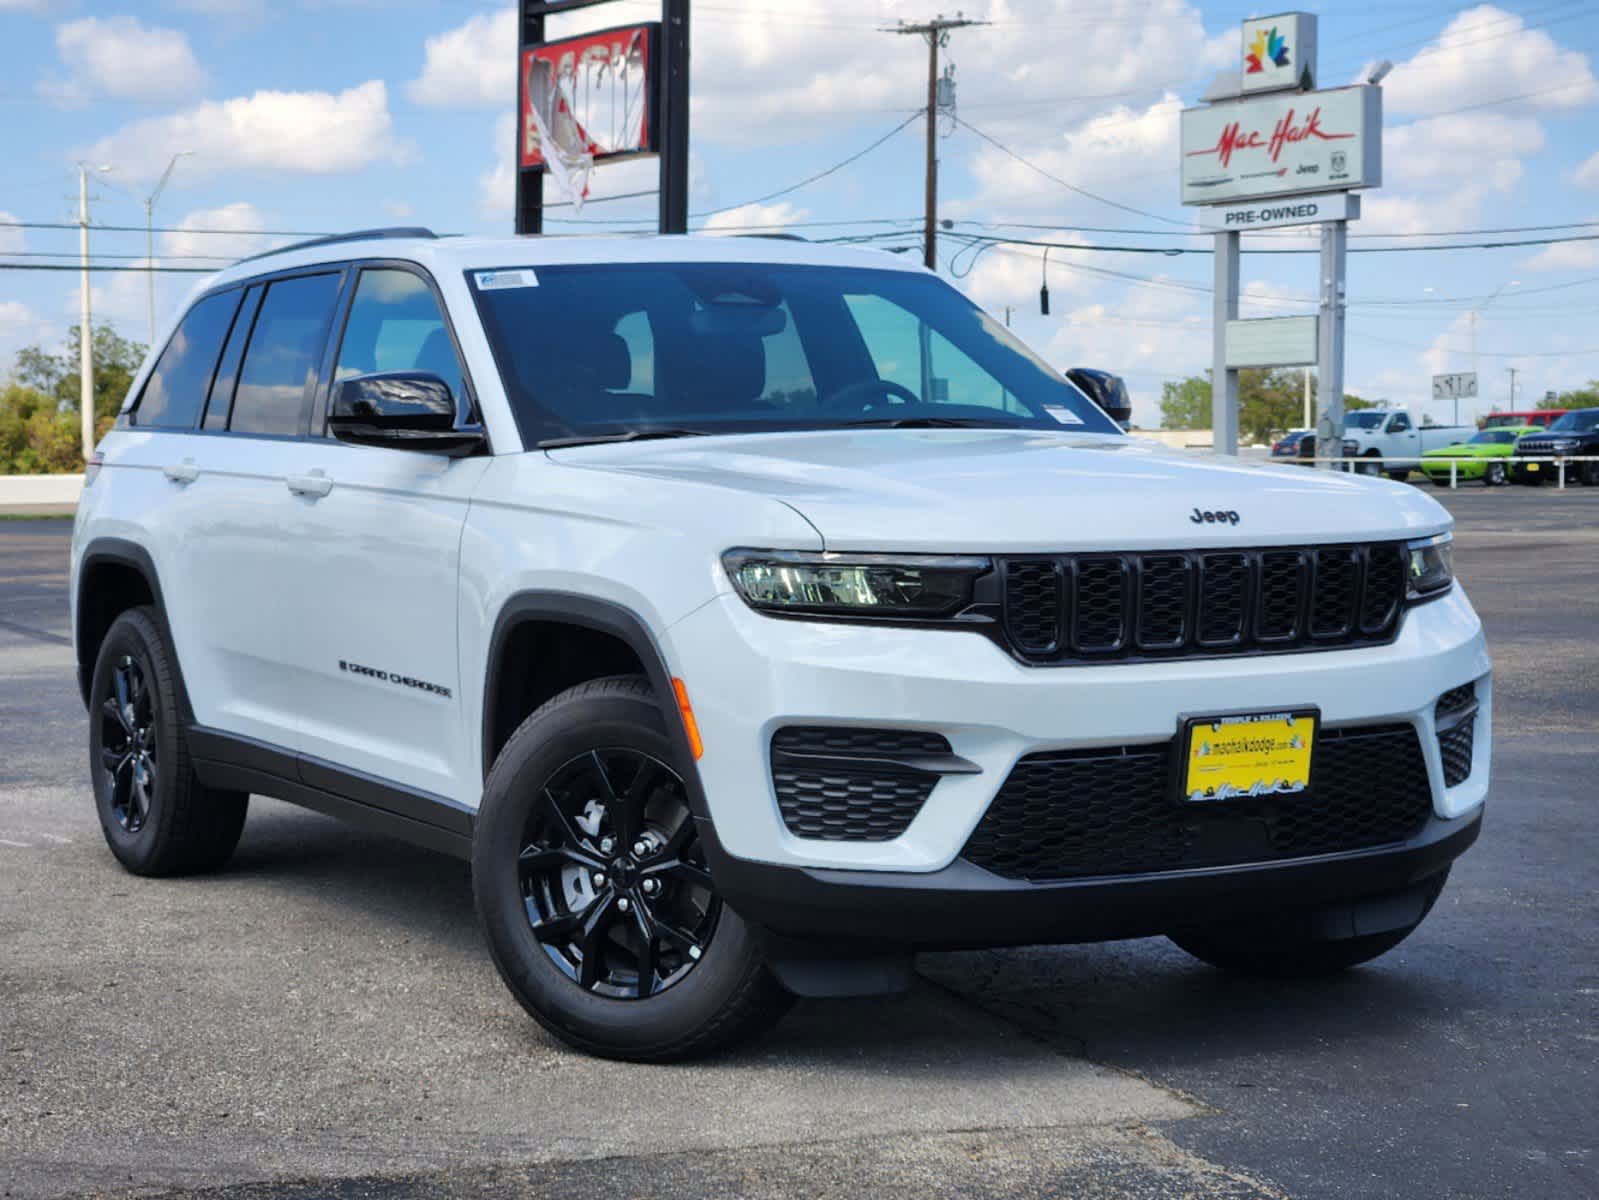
1268;455;1599;489
0;473;84;510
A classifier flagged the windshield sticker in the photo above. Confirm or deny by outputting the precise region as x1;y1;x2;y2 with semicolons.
475;269;538;290
1045;406;1086;425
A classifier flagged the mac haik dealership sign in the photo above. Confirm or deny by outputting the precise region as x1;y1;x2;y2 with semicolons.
1180;85;1381;205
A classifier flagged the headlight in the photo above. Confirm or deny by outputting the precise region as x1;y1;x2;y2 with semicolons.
723;549;990;618
1405;533;1453;600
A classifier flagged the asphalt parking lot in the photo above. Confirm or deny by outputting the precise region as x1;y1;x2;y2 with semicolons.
2;487;1596;1200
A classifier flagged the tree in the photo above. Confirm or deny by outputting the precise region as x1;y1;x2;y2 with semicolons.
7;324;148;423
1159;370;1371;441
2;323;140;473
1160;374;1212;429
1548;381;1599;409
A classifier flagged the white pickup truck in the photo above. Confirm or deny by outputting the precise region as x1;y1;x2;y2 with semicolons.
1341;410;1476;479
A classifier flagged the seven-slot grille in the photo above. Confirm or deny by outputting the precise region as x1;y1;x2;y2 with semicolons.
999;543;1407;664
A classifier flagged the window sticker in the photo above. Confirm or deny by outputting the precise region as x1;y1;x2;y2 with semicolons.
1045;405;1086;425
475;269;539;290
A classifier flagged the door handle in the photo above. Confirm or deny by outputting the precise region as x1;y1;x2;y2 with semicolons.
162;460;199;485
286;470;334;499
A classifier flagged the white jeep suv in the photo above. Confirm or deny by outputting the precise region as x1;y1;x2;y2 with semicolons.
71;229;1491;1060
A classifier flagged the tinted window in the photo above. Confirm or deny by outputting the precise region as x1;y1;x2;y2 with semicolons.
334;269;465;408
229;273;342;436
203;284;262;430
469;263;1120;445
1388;414;1411;432
133;289;241;429
1346;411;1385;428
1548;409;1599;433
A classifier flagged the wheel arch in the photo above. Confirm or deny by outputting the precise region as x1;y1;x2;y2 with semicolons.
481;591;708;817
75;538;191;718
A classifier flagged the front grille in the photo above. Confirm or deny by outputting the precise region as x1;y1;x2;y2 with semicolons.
962;724;1433;881
770;726;947;841
999;543;1408;664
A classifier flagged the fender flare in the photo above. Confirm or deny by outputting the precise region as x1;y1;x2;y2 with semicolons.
75;537;191;718
480;591;710;819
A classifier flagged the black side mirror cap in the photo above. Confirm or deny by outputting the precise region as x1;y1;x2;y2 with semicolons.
329;372;484;457
1065;367;1133;427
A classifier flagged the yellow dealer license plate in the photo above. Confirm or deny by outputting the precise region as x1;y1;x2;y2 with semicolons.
1181;710;1317;803
1527;462;1540;472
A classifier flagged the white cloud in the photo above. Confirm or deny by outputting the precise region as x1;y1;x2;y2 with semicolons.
410;7;515;108
0;211;24;255
478;112;517;220
1573;151;1599;190
0;0;51;11
956;230;1096;313
958;94;1183;221
1521;240;1599;272
160;203;275;264
42;16;206;108
382;199;416;220
1356;113;1543;235
1375;4;1598;118
700;202;808;233
83;82;414;181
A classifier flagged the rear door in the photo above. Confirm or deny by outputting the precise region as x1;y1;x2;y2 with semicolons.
271;263;489;806
166;267;348;752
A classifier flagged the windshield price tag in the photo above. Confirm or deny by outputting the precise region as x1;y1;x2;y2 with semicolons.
475;269;539;290
1045;406;1085;425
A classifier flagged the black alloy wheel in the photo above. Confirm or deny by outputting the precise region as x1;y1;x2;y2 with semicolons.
88;606;249;876
100;654;158;833
519;748;719;999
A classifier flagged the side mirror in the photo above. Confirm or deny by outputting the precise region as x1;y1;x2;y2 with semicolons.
1065;367;1133;428
329;372;484;457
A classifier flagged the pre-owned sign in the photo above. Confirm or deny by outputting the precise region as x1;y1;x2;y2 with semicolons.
1196;191;1358;231
1180;85;1381;205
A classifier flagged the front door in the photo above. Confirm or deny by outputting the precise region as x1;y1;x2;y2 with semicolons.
274;265;489;807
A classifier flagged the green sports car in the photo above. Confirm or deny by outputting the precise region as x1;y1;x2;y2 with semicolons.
1419;425;1536;486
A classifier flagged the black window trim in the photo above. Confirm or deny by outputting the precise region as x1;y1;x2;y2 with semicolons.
121;261;351;443
314;257;492;455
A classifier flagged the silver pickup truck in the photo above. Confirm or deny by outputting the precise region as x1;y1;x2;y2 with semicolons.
1342;409;1476;479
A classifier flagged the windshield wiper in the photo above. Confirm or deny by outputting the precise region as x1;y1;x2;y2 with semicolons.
538;428;710;449
840;416;1014;429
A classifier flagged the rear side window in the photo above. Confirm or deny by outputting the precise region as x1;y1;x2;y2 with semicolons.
229;272;342;437
132;289;241;429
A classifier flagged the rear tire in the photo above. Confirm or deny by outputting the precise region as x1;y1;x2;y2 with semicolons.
1485;460;1507;487
1169;871;1448;978
88;607;248;876
472;674;792;1061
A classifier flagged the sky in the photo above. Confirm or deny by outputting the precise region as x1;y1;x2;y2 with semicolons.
2;0;1598;429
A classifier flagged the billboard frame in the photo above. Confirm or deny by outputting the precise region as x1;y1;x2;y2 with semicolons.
515;0;690;236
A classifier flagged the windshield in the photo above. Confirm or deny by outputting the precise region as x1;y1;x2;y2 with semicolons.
1346;411;1385;429
1468;430;1516;445
468;262;1122;445
1547;409;1599;433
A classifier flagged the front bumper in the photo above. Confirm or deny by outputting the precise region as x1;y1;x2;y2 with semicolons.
700;809;1480;949
667;585;1492;875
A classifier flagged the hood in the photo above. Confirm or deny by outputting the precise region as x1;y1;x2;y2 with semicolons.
547;429;1452;552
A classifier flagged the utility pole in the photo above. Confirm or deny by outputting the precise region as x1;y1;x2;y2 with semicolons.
1507;366;1519;409
77;164;96;463
885;14;985;271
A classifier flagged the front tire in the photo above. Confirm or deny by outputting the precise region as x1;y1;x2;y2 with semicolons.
1356;452;1383;477
472;674;792;1061
88;607;248;876
1169;871;1448;978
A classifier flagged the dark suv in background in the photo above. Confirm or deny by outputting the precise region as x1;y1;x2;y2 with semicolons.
1512;408;1599;485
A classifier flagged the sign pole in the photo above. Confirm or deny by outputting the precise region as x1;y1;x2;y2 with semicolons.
1213;229;1240;455
658;0;690;234
1316;218;1347;470
514;5;546;235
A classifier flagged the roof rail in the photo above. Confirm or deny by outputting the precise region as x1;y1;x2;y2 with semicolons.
236;226;438;265
732;232;809;242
